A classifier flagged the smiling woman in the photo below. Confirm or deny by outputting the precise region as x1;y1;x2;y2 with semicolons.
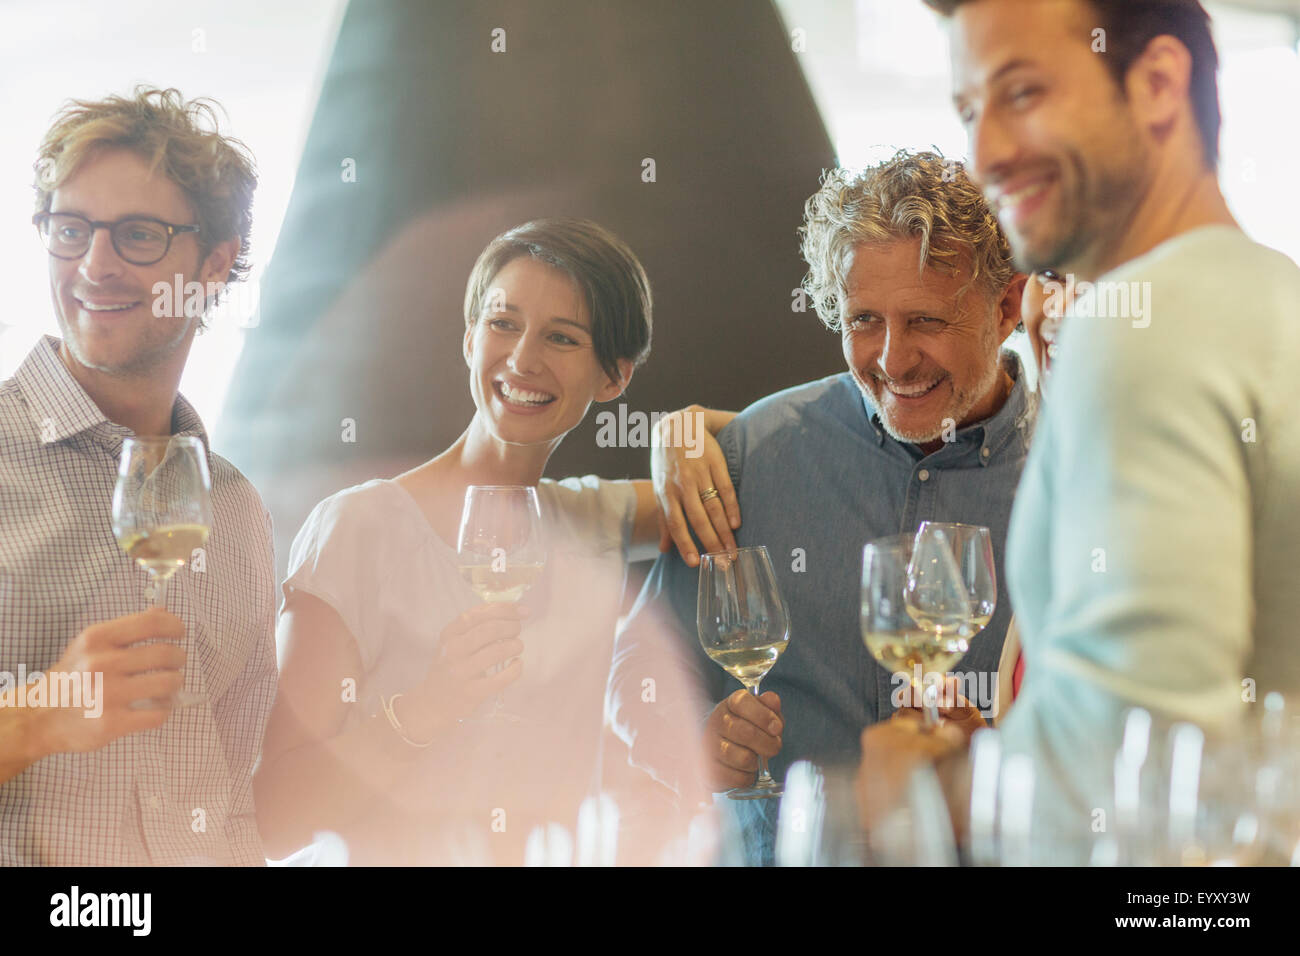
253;217;719;864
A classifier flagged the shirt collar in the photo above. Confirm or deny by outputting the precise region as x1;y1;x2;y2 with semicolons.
13;334;211;454
858;350;1034;459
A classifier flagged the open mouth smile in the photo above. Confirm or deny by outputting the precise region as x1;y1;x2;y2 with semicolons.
881;377;945;401
493;379;557;408
76;297;142;313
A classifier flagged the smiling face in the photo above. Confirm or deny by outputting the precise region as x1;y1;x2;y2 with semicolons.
840;238;1020;446
464;255;629;447
948;0;1152;275
46;148;226;378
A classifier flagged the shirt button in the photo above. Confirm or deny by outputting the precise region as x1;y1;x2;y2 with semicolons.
146;795;163;810
918;469;931;482
981;447;991;459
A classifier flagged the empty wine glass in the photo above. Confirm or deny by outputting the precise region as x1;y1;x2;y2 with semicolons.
697;545;791;800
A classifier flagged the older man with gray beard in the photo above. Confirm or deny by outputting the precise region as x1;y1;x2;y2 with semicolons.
605;149;1031;864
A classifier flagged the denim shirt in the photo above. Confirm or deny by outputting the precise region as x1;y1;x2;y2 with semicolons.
609;356;1034;853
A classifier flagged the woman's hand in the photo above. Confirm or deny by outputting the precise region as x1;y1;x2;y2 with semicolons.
652;405;741;567
398;603;527;737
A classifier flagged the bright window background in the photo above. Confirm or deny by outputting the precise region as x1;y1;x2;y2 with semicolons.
0;0;345;431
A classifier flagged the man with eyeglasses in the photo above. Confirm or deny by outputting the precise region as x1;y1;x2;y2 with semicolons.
0;87;277;865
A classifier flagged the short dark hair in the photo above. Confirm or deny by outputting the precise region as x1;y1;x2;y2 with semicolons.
463;218;652;385
924;0;1221;169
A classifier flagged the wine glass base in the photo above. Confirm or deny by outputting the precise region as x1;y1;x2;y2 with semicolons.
727;784;784;800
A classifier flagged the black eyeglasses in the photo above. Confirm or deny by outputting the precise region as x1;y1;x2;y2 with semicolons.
33;212;200;266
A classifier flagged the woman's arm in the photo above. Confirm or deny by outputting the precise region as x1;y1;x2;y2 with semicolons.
627;405;741;566
253;593;524;859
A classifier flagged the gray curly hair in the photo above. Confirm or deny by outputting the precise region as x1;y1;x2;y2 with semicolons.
798;149;1013;331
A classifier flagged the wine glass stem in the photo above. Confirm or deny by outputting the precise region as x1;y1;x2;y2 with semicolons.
748;681;777;788
920;681;940;726
152;572;168;608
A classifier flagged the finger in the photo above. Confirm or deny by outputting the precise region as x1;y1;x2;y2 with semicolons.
680;490;721;558
85;608;185;649
463;658;523;702
699;492;734;555
446;619;525;657
111;642;187;675
443;602;528;636
684;466;729;555
715;466;741;532
449;638;525;680
729;689;783;735
719;709;782;758
716;736;759;774
756;690;782;717
662;494;699;567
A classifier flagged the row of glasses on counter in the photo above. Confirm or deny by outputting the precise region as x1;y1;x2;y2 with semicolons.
773;692;1300;867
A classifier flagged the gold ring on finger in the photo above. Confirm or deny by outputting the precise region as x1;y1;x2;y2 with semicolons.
699;487;721;503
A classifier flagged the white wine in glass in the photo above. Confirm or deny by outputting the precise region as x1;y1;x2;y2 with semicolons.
456;485;546;722
861;534;968;725
112;435;212;709
697;545;791;800
458;561;545;604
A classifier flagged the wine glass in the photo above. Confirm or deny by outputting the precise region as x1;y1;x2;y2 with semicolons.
861;535;963;726
456;485;546;721
697;545;790;800
111;435;212;707
904;522;996;721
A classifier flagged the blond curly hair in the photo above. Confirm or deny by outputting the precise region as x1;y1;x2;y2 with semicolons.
34;86;257;295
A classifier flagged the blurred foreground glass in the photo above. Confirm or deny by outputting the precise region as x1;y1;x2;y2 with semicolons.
775;761;868;866
697;545;791;800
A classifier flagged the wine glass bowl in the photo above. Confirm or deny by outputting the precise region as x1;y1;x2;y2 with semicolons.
906;521;996;640
697;545;791;800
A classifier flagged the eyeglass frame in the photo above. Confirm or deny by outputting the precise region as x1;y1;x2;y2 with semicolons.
32;211;202;266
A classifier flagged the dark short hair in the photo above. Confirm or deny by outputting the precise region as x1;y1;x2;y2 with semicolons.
924;0;1221;169
463;218;652;386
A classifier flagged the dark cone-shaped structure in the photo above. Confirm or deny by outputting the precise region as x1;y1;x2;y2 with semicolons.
216;0;839;575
